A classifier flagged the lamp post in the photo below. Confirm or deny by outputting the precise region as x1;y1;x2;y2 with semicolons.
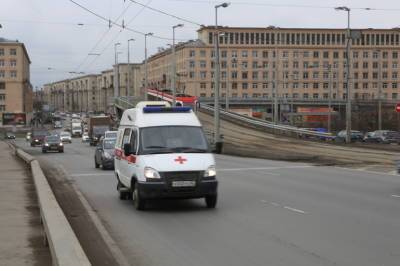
144;32;153;100
172;24;184;105
114;42;121;98
335;6;352;143
214;2;230;148
127;38;135;98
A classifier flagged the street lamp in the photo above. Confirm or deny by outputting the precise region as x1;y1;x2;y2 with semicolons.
172;24;184;105
144;32;154;100
335;6;352;143
114;42;121;98
214;2;230;150
128;38;135;98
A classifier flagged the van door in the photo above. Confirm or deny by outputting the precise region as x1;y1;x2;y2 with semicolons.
117;128;132;185
126;129;139;182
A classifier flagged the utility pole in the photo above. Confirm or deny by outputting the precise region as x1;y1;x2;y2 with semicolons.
114;43;121;98
213;2;230;148
144;33;153;100
128;38;135;98
336;6;352;143
377;50;382;130
172;24;184;106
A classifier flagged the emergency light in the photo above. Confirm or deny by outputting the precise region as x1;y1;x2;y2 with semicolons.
143;106;192;113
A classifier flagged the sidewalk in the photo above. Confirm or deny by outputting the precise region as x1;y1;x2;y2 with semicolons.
0;141;51;265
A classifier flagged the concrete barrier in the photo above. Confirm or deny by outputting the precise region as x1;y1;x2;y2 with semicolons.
14;148;91;266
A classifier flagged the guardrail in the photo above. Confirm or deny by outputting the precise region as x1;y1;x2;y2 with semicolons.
12;145;91;266
200;104;334;139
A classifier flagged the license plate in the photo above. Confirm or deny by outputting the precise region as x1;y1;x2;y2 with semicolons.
172;181;196;187
51;146;58;150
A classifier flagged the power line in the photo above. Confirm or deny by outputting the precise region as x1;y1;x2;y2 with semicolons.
68;0;183;40
165;0;400;11
127;0;203;26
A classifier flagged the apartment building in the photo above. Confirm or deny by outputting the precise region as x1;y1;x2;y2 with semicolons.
0;38;32;123
45;63;143;113
146;26;400;101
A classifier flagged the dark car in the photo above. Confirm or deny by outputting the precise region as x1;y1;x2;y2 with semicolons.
335;130;364;143
4;132;16;139
94;138;116;170
31;129;49;146
364;130;400;144
42;135;64;153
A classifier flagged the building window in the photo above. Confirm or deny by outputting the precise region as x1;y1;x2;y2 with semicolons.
252;83;258;89
221;50;227;58
0;49;4;56
242;93;248;98
0;94;5;101
189;50;195;57
232;50;238;58
200;83;206;89
263;83;268;89
313;51;319;58
189;72;195;79
242;50;248;57
323;51;329;58
313;83;319;89
242;83;248;89
262;51;268;58
10;49;16;56
303;93;309;99
200;61;206;68
0;105;5;111
313;93;319;99
0;82;4;89
200;50;206;57
252;71;258;79
200;93;206;97
252;50;258;57
392;83;398;89
189;61;195;68
242;72;248;79
231;71;238;79
200;71;206;79
232;82;238;89
0;71;5;78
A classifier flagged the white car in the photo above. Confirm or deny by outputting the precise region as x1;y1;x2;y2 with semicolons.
114;101;217;210
60;132;72;143
82;132;90;142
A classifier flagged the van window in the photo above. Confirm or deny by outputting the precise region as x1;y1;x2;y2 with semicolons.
130;130;138;154
122;128;131;147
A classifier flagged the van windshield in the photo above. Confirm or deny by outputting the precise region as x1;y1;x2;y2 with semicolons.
140;126;208;154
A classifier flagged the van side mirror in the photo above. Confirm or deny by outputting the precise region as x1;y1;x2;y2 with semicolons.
123;143;131;156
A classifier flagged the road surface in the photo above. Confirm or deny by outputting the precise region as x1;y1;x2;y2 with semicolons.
15;138;400;266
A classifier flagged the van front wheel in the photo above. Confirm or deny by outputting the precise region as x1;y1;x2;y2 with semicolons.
205;195;217;208
132;185;146;210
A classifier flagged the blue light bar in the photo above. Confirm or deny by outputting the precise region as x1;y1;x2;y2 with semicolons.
143;106;192;113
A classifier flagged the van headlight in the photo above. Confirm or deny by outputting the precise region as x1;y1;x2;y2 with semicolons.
144;167;161;179
44;143;49;146
204;166;216;177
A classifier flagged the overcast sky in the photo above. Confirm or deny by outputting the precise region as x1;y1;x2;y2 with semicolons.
1;0;400;89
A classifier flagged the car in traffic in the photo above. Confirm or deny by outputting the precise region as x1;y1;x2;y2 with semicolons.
26;132;31;142
82;132;90;142
104;130;117;139
42;135;64;153
60;131;72;143
364;130;400;144
334;130;364;143
54;120;62;129
31;129;49;146
94;138;116;170
4;132;16;139
114;101;218;210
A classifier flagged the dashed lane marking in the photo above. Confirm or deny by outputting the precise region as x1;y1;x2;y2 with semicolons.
391;195;400;198
261;200;308;214
283;206;308;214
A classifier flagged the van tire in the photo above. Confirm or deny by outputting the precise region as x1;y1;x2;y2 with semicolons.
132;184;145;210
205;195;217;208
117;181;129;200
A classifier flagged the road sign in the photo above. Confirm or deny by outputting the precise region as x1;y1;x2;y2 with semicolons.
396;103;400;113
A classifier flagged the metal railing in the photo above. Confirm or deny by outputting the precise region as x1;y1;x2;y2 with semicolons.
200;104;334;139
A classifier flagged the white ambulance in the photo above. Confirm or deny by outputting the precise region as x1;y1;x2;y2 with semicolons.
114;101;218;210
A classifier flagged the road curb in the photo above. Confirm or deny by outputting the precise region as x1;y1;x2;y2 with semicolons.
71;182;131;266
12;145;91;266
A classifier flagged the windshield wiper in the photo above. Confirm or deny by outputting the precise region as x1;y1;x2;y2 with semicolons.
173;147;207;153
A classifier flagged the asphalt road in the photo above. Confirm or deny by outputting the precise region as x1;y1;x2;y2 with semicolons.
15;137;400;266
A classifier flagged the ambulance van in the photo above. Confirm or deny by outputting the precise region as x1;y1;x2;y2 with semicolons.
114;101;218;210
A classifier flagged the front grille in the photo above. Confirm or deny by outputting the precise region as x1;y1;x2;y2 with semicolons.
161;171;203;191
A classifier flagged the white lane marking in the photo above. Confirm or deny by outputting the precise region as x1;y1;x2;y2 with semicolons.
218;165;312;172
283;206;307;214
71;173;112;177
391;195;400;198
261;200;308;214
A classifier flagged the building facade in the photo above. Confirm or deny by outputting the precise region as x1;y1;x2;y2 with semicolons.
0;38;32;123
146;26;400;101
45;63;143;113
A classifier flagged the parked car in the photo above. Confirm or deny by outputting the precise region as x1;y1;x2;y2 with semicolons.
82;132;90;142
60;131;72;143
94;138;116;170
364;130;400;144
335;130;364;143
42;135;64;153
4;132;16;139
